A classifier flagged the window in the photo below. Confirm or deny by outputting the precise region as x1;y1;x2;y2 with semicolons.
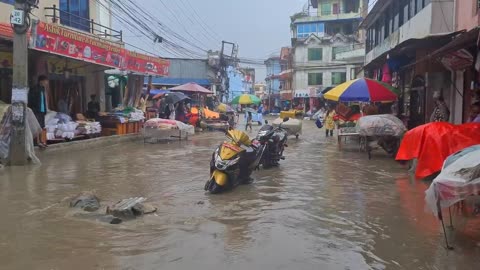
321;3;331;15
403;0;410;23
60;0;90;32
296;23;325;38
308;48;323;61
308;73;323;85
393;1;400;31
333;3;340;15
416;0;423;13
0;0;14;4
410;0;416;18
332;72;347;85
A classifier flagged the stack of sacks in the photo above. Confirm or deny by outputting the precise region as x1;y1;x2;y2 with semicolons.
55;113;72;124
45;118;59;140
76;121;102;135
145;118;178;129
56;122;78;139
129;109;145;121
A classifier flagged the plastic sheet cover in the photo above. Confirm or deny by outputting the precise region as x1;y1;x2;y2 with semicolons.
425;145;480;216
0;105;42;164
396;122;480;179
356;114;406;137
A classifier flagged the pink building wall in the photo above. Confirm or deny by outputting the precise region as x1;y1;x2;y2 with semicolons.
456;0;480;31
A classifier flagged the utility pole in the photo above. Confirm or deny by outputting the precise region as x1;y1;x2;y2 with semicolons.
9;0;36;165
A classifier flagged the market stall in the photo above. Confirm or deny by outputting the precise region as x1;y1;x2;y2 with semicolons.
323;78;399;150
425;145;480;249
143;118;194;143
396;122;480;179
356;114;406;159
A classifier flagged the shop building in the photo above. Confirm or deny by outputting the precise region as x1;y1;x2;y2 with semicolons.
146;58;215;90
361;0;461;128
265;55;281;111
0;1;169;143
279;47;294;109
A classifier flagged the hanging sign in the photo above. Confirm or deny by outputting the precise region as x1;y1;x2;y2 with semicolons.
440;49;474;71
31;21;169;76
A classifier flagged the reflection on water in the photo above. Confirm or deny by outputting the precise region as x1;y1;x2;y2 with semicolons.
1;121;480;270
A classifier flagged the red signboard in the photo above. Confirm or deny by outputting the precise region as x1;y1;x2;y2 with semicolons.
0;22;14;40
31;21;169;76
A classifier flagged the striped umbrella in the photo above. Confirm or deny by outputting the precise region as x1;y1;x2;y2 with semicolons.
231;94;261;105
323;78;399;102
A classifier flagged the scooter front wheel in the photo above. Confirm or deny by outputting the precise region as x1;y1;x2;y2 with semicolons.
205;179;223;194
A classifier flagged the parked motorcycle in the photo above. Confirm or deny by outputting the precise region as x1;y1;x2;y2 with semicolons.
255;118;289;168
205;129;265;194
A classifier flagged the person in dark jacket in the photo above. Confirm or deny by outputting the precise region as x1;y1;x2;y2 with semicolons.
28;75;49;148
87;94;100;119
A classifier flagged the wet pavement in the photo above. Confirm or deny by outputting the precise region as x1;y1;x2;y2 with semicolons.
1;119;480;270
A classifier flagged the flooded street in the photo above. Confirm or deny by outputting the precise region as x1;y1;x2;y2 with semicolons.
1;120;480;270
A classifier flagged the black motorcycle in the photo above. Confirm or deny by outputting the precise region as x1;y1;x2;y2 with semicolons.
255;118;289;168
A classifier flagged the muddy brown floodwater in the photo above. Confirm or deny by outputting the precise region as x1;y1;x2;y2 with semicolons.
1;119;480;270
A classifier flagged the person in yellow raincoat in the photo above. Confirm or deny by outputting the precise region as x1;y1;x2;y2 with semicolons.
324;108;336;137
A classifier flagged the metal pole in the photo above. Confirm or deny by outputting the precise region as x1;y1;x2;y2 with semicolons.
9;1;31;165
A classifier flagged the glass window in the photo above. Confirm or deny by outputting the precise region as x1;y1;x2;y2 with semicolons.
308;73;323;85
416;0;423;13
60;0;90;32
403;0;409;23
332;72;347;85
410;0;416;18
321;3;331;15
308;48;323;61
317;23;325;33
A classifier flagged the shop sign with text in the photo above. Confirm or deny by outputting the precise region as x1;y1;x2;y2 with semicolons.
31;21;169;76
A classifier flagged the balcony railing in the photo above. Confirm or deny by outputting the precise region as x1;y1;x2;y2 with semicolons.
44;5;122;42
332;43;365;60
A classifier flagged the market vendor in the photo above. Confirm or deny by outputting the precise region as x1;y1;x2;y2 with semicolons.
28;75;48;148
87;94;100;119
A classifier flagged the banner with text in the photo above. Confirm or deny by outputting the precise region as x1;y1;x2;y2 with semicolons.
31;21;169;76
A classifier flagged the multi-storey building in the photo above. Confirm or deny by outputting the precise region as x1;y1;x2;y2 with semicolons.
361;0;458;127
291;0;367;111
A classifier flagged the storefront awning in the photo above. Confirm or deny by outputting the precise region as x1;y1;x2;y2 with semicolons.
0;23;13;40
430;27;480;59
364;31;463;71
29;20;169;76
148;77;211;86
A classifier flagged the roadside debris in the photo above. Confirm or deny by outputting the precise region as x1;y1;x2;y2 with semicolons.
70;191;100;212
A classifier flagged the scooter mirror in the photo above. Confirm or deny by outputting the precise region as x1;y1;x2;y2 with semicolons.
264;120;269;125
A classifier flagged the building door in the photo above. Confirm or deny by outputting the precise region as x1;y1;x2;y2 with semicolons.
408;76;426;129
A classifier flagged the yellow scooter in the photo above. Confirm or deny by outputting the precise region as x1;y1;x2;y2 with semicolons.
205;129;265;194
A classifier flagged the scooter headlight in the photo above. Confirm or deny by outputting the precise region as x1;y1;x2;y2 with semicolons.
215;154;240;170
258;130;269;137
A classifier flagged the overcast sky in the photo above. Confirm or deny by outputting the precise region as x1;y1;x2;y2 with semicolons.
116;0;308;81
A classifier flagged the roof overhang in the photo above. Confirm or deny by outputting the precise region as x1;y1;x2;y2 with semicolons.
364;31;463;70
